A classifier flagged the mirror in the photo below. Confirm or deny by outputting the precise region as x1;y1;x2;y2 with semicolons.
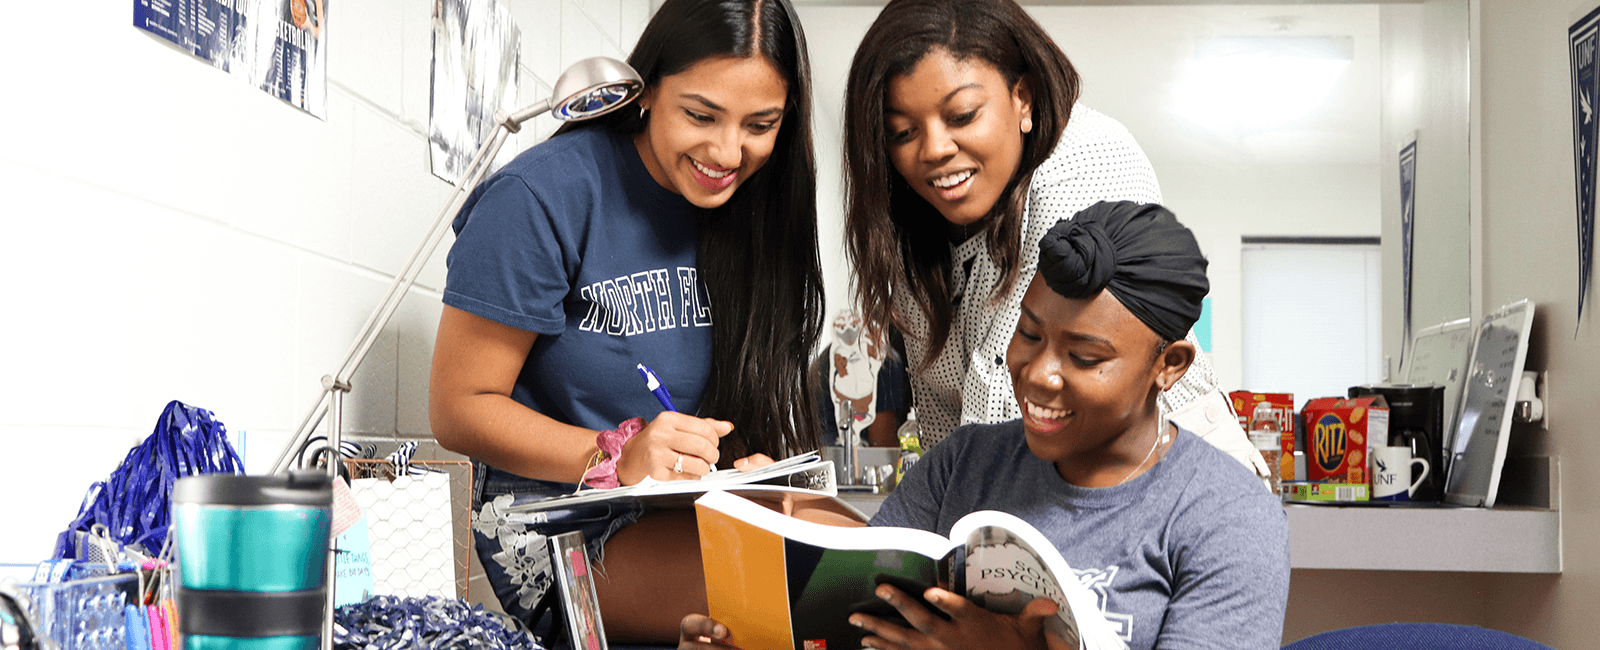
799;0;1473;393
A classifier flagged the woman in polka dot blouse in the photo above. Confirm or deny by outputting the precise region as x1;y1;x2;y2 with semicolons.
840;0;1270;485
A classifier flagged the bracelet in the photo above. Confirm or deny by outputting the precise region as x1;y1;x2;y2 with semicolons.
579;417;644;489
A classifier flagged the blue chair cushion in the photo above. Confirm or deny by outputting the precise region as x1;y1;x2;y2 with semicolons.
1283;623;1553;650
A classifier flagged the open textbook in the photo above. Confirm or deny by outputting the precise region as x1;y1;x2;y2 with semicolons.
503;452;836;513
695;490;1127;650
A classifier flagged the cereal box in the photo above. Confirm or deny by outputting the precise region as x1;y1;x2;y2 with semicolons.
1300;395;1389;486
1229;391;1296;481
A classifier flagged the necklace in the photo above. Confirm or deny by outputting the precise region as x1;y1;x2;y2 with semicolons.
1115;420;1168;486
949;219;985;242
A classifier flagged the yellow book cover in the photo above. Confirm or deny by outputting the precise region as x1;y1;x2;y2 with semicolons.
696;496;796;650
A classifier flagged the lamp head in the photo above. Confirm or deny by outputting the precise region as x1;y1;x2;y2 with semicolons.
551;57;644;121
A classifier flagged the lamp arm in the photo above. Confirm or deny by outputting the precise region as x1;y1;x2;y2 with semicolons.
270;101;552;475
506;98;553;129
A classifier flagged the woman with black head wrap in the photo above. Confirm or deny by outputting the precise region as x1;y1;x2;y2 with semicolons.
679;202;1290;650
1036;201;1212;345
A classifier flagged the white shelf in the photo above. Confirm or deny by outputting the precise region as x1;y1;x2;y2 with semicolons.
1288;455;1561;573
839;459;1562;574
1285;504;1560;573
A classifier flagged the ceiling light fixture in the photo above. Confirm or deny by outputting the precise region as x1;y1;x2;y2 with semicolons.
1174;35;1354;132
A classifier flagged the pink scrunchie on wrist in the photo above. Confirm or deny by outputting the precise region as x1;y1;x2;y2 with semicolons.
581;417;644;489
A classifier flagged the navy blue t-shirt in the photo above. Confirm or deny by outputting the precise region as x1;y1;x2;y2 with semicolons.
443;126;712;432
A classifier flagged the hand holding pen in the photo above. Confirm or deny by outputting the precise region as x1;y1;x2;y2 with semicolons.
613;364;733;484
639;364;776;473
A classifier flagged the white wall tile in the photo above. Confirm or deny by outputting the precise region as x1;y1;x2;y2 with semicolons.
0;161;299;433
330;0;408;111
139;232;300;435
573;0;623;48
618;0;649;53
247;92;360;262
395;295;445;436
561;0;609;71
293;258;398;438
238;428;296;475
403;0;440;128
1;165;168;430
511;0;565;89
345;321;400;436
349;104;446;278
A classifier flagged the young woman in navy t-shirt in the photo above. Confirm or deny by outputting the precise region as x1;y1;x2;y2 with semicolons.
428;0;825;641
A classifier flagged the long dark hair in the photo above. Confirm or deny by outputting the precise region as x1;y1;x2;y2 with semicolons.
559;0;824;460
843;0;1079;363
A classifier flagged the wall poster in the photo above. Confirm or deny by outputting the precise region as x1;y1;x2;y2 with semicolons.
1399;134;1418;361
429;0;522;185
133;0;328;119
1570;5;1600;328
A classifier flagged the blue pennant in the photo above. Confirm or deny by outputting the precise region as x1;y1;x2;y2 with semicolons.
1399;138;1418;363
1570;7;1600;330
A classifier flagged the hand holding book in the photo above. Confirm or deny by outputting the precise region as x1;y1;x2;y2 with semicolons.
848;583;1074;650
679;580;1077;650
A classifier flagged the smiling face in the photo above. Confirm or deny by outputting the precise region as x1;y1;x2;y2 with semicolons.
1007;278;1194;486
633;55;789;209
884;48;1033;227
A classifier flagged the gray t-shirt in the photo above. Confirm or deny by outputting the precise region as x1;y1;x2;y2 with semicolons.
872;421;1289;650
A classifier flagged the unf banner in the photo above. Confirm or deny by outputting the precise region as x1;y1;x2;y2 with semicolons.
1571;6;1600;327
1399;136;1417;361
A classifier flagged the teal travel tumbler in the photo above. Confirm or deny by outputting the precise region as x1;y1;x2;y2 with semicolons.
172;471;333;650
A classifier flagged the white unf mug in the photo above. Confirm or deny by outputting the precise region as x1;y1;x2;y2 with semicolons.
1372;446;1430;501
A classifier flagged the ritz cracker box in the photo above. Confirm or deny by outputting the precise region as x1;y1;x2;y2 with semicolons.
1229;392;1296;481
1301;395;1390;489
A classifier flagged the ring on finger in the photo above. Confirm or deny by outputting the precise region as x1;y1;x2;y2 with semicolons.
673;453;684;474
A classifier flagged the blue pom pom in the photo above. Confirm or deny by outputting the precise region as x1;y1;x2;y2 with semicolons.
333;595;543;650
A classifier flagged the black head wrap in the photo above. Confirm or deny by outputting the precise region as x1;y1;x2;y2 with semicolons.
1037;201;1209;342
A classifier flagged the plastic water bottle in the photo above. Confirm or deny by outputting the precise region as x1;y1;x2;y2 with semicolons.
896;409;922;485
1248;402;1283;496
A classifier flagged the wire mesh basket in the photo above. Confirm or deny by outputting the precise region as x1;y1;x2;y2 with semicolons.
342;459;475;601
1;564;138;650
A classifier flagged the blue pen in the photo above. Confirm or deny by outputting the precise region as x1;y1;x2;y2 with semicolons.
637;364;677;412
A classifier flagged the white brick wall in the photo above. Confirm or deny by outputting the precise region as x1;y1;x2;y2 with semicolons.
0;0;651;563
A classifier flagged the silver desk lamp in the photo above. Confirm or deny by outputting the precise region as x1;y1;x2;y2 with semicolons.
262;56;641;650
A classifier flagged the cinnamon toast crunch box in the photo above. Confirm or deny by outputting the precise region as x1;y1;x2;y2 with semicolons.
1229;392;1296;481
1301;395;1388;487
